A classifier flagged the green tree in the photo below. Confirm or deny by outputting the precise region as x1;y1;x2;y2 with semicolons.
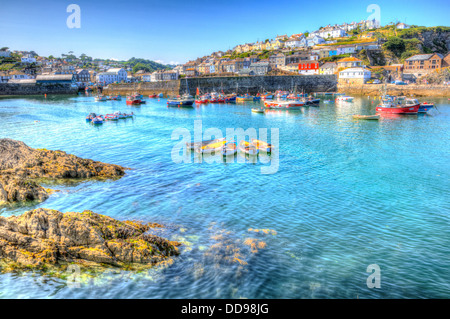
383;37;406;57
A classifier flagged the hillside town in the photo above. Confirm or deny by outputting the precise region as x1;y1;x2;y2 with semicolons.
1;19;449;89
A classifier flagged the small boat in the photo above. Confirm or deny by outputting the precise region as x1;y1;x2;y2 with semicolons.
126;95;144;105
195;140;227;154
148;94;157;98
251;138;273;153
86;112;97;122
418;102;434;113
186;138;226;150
94;95;107;102
335;96;354;102
110;95;122;101
376;97;419;114
157;93;163;98
104;114;119;121
222;141;237;156
236;93;254;102
238;140;259;156
352;114;380;120
304;97;320;105
261;93;274;100
264;100;304;109
195;96;209;104
224;95;237;103
251;108;265;113
168;94;195;107
91;116;103;124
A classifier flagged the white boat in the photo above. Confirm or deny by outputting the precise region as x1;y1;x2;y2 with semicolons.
264;100;304;109
335;96;354;102
238;141;259;156
222;141;237;156
94;95;107;102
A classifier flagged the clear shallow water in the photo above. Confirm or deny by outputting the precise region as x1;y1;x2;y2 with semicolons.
0;94;449;299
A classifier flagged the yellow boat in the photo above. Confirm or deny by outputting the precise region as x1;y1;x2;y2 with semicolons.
195;140;226;154
251;138;273;153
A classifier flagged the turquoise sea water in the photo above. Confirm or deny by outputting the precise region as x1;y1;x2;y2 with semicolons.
0;94;449;299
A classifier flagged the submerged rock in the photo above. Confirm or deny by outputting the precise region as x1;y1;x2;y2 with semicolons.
0;208;180;270
0;138;127;204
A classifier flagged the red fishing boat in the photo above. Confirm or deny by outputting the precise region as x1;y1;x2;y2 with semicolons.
126;95;144;105
376;97;419;114
195;97;209;104
148;94;157;98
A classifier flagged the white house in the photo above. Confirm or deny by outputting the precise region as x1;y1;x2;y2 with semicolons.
306;35;325;47
336;45;356;55
339;67;371;84
285;35;305;48
315;27;347;39
96;68;127;84
0;50;11;58
21;54;36;63
396;23;410;30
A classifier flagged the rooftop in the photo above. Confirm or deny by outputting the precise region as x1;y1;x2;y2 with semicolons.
405;53;443;61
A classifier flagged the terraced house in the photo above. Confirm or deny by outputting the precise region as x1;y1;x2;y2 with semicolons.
403;53;444;78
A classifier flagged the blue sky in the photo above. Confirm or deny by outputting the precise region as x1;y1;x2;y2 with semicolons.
0;0;448;64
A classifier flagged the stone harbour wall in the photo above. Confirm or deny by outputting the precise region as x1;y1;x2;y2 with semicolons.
0;83;78;96
180;75;338;95
103;75;338;97
103;80;181;97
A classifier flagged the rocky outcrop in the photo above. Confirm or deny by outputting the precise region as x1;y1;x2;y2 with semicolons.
0;208;180;269
0;139;127;204
0;175;50;203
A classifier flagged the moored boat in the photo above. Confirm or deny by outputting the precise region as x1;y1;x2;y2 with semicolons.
104;114;119;121
224;95;237;103
91;116;104;124
94;95;107;102
376;97;419;114
86;112;98;122
236;93;254;102
264;100;304;109
168;93;195;107
126;95;145;105
195;139;227;154
418;102;434;113
148;94;157;98
251;108;265;113
238;140;259;156
251;138;273;153
222;141;237;156
186;138;226;150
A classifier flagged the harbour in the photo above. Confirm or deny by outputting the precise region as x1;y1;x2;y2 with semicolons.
0;94;449;298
